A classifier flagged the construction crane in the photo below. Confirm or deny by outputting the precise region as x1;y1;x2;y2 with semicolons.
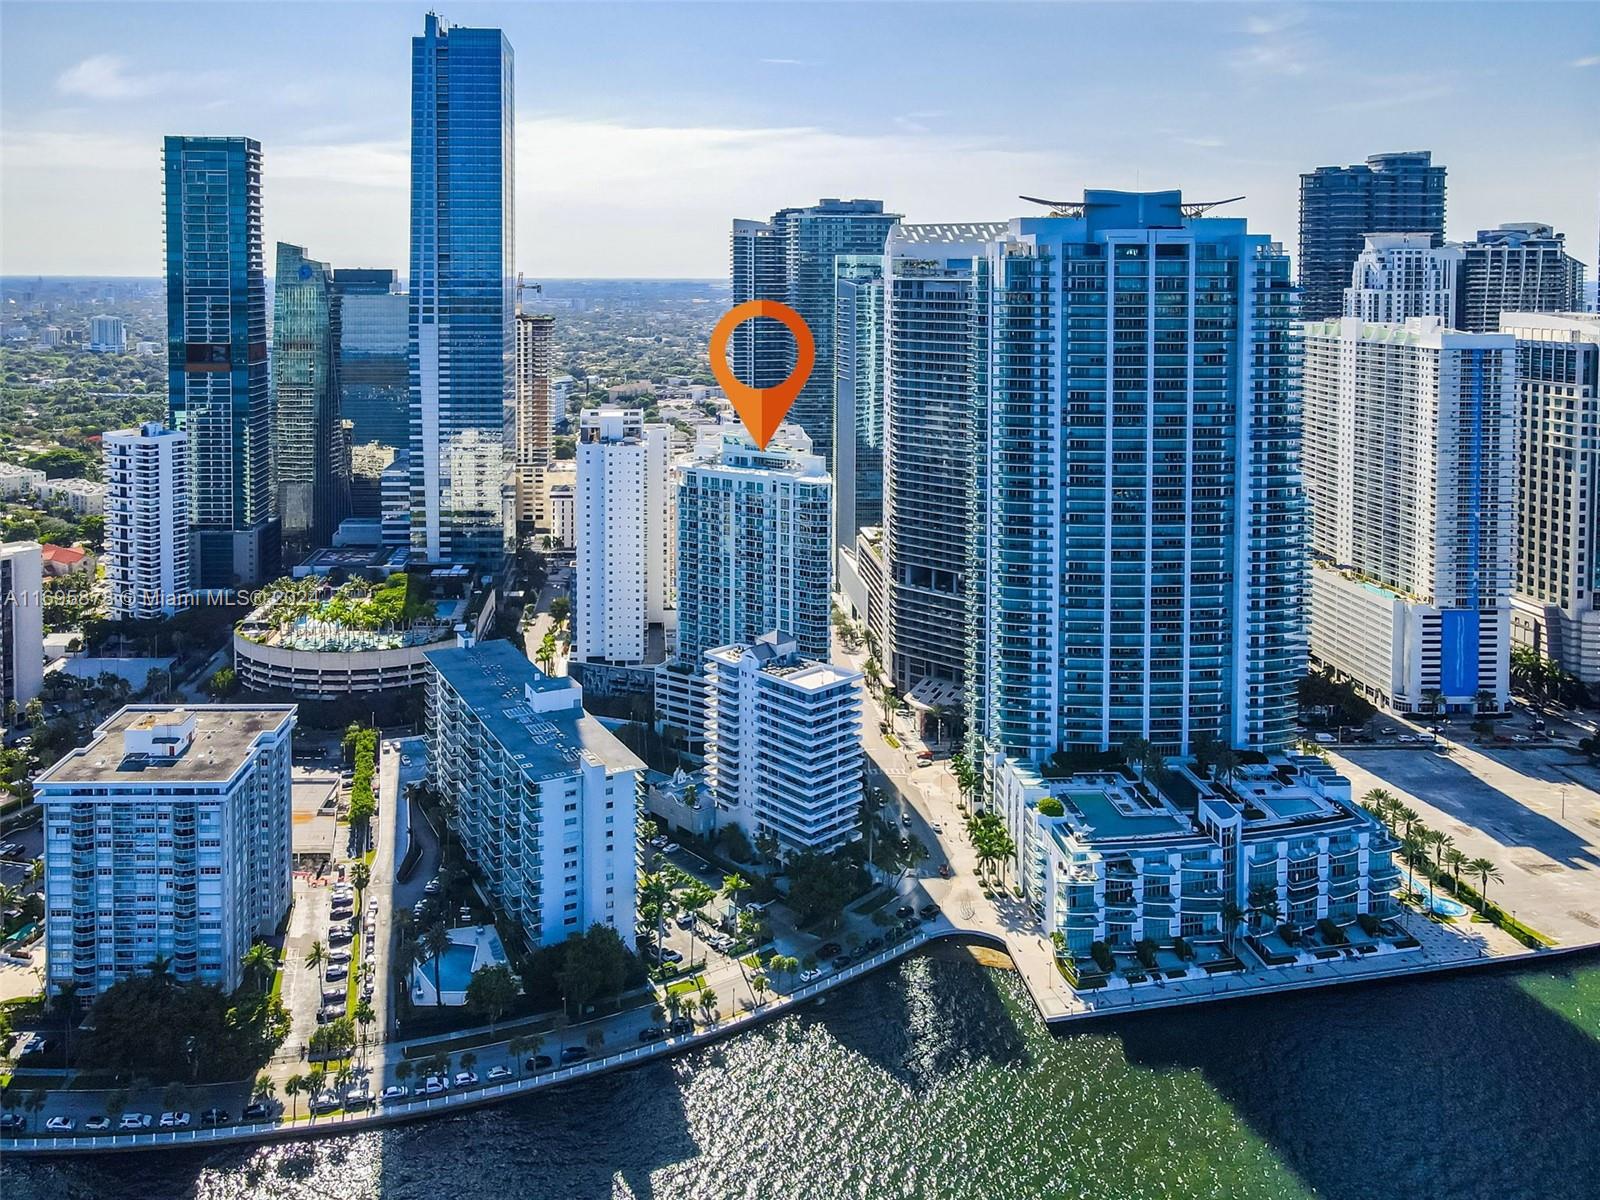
515;271;542;312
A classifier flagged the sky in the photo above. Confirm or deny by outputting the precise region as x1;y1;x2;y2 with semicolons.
1;1;1597;279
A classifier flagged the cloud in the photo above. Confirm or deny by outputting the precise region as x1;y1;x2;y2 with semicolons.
1573;55;1600;68
1322;84;1456;115
1178;135;1226;149
759;58;814;67
1230;6;1312;78
55;54;223;101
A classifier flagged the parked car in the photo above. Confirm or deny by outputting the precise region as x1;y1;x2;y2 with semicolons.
895;905;915;919
325;964;348;982
318;1003;345;1023
45;1116;74;1133
487;1065;512;1082
84;1115;111;1132
832;955;852;970
311;1092;341;1115
240;1103;272;1122
560;1045;589;1064
423;878;441;896
900;813;913;827
0;1113;24;1131
638;1026;665;1042
199;1108;232;1127
669;1016;694;1035
800;967;822;982
919;903;940;919
453;1070;479;1087
380;1086;409;1103
417;1076;447;1096
654;947;683;964
527;1055;554;1071
817;942;842;958
159;1111;192;1128
119;1113;154;1130
674;914;695;930
661;843;680;855
344;1086;374;1109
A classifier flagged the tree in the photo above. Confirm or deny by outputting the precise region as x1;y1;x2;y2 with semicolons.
639;872;675;959
751;973;769;1007
537;629;558;673
204;666;238;700
423;922;452;1005
785;852;859;932
305;1067;327;1120
720;872;750;926
354;999;377;1069
350;860;371;913
25;1088;47;1132
460;1050;478;1078
554;924;631;1017
305;939;327;992
1443;847;1470;889
1425;828;1453;875
241;941;277;994
161;1081;191;1117
103;1088;129;1126
1221;902;1247;952
465;964;518;1031
1469;858;1503;912
679;881;715;965
697;987;718;1026
51;979;81;1066
395;1060;414;1092
252;1075;277;1106
1121;736;1157;787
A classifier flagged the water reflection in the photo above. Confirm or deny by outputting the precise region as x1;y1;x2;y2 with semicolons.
4;952;1596;1200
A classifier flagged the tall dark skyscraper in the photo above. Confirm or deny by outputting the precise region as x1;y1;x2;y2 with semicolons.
272;242;348;549
729;199;901;468
163;135;279;588
409;12;515;567
331;268;408;453
1298;151;1446;321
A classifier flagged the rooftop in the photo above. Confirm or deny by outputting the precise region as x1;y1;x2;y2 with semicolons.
425;640;644;781
36;705;294;787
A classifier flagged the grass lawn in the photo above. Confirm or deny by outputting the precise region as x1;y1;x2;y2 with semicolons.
665;975;707;998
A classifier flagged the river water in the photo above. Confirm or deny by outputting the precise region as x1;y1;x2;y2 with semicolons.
5;949;1597;1200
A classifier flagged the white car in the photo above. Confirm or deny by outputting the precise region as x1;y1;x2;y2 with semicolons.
453;1070;479;1087
800;967;822;982
45;1116;74;1132
344;1086;373;1109
84;1115;111;1132
159;1111;191;1128
379;1085;408;1103
487;1065;512;1082
418;1076;447;1096
120;1113;154;1130
661;843;680;855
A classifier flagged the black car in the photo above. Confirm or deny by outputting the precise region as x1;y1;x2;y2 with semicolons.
669;1016;694;1035
560;1045;589;1064
0;1113;24;1131
199;1108;232;1127
527;1054;554;1071
831;955;852;970
240;1103;271;1122
895;905;915;919
638;1026;665;1042
919;903;939;919
817;942;842;958
863;937;883;952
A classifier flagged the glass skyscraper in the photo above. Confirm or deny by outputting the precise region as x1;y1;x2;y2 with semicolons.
1298;151;1446;321
967;192;1302;763
729;200;901;468
273;242;348;549
409;12;515;567
163;135;279;588
832;254;884;554
331;268;409;453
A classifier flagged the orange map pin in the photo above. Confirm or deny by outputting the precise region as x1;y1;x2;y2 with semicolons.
708;300;815;450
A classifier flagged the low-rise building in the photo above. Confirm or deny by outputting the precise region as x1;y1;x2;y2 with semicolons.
35;478;106;516
0;462;46;499
36;705;296;998
993;755;1401;960
424;639;641;950
643;766;714;839
705;632;863;854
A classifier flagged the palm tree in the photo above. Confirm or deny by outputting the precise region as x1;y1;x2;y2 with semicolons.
460;1051;477;1080
284;1074;306;1122
697;987;718;1026
25;1088;47;1132
396;1060;414;1093
1426;829;1453;875
720;873;750;928
1443;847;1470;892
305;939;327;993
750;973;769;1007
350;861;371;913
664;990;684;1027
680;882;713;966
146;952;174;983
1221;902;1247;952
423;922;452;1006
241;941;277;994
639;872;675;958
252;1075;277;1108
1394;804;1422;842
354;999;376;1069
103;1089;128;1127
1362;787;1397;820
1468;858;1503;912
305;1067;327;1121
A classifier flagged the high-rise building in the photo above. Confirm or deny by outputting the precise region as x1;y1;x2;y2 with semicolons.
1343;233;1461;324
729;217;792;390
331;269;409;453
88;315;125;353
273;242;348;548
574;409;670;665
424;639;641;950
409;13;515;568
38;705;296;998
704;632;863;854
163;136;279;588
1;541;44;709
104;423;191;620
514;312;555;527
380;452;411;550
654;434;832;750
833;254;884;554
1298;151;1446;321
730;200;901;464
1303;317;1517;713
1502;312;1600;684
1459;224;1586;334
967;193;1301;764
883;222;1006;695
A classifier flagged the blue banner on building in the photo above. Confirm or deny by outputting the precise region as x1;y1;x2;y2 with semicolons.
1439;610;1481;697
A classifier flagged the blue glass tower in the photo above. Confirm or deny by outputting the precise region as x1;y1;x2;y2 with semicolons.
968;192;1302;763
409;13;515;567
273;242;347;549
833;254;884;553
331;268;409;453
163;135;279;588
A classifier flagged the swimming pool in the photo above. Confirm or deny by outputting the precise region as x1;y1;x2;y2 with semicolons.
432;943;479;992
1405;871;1470;917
